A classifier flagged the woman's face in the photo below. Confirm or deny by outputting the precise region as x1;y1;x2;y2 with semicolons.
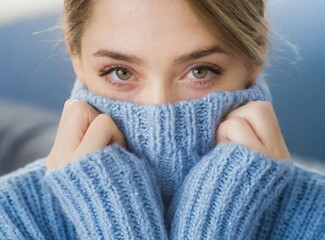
70;0;263;105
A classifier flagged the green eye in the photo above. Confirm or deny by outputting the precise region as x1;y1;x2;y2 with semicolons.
116;68;132;81
192;67;209;79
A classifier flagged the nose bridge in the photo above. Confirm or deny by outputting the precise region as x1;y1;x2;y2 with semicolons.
146;78;174;105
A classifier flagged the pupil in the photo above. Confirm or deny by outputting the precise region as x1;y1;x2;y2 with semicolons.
193;67;208;79
117;68;131;80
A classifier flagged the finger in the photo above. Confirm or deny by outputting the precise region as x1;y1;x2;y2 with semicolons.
224;101;280;148
217;117;266;153
53;99;100;153
47;100;100;169
75;114;126;158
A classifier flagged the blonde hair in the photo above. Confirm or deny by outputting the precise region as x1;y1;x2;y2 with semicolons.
185;0;267;66
64;0;94;55
64;0;267;66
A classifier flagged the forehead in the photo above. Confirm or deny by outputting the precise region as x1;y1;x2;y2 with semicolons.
82;0;220;53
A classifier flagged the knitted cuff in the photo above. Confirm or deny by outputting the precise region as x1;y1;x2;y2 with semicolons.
45;144;167;240
254;166;325;239
0;160;76;239
166;143;294;240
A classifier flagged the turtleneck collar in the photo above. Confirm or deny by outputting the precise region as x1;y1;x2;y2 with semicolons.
70;75;271;204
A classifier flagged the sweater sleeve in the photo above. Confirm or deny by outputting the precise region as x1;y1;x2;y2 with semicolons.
166;142;325;239
44;144;167;240
0;160;77;240
0;144;167;240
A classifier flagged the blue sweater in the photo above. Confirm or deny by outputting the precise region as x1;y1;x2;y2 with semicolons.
1;77;325;239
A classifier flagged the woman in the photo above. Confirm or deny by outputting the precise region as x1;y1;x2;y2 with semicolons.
0;0;324;239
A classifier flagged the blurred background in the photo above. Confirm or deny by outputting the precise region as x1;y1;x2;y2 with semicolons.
0;0;324;175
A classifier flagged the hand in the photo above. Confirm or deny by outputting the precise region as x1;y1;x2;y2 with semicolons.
216;101;291;160
47;99;126;170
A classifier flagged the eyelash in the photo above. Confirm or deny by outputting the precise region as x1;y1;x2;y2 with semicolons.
185;65;224;87
98;65;136;88
98;64;224;89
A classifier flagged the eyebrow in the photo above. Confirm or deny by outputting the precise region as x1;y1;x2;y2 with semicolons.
93;45;228;66
173;45;228;65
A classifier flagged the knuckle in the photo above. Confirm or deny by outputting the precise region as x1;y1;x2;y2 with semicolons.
68;99;88;109
93;114;115;129
248;101;273;115
217;122;228;136
228;118;247;130
65;99;84;111
64;99;73;106
64;100;92;117
96;114;113;124
220;117;247;131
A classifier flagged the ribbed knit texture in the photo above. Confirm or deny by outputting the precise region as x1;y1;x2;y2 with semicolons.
166;143;290;239
46;145;167;239
0;145;167;239
1;76;325;239
70;76;271;206
166;143;325;239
